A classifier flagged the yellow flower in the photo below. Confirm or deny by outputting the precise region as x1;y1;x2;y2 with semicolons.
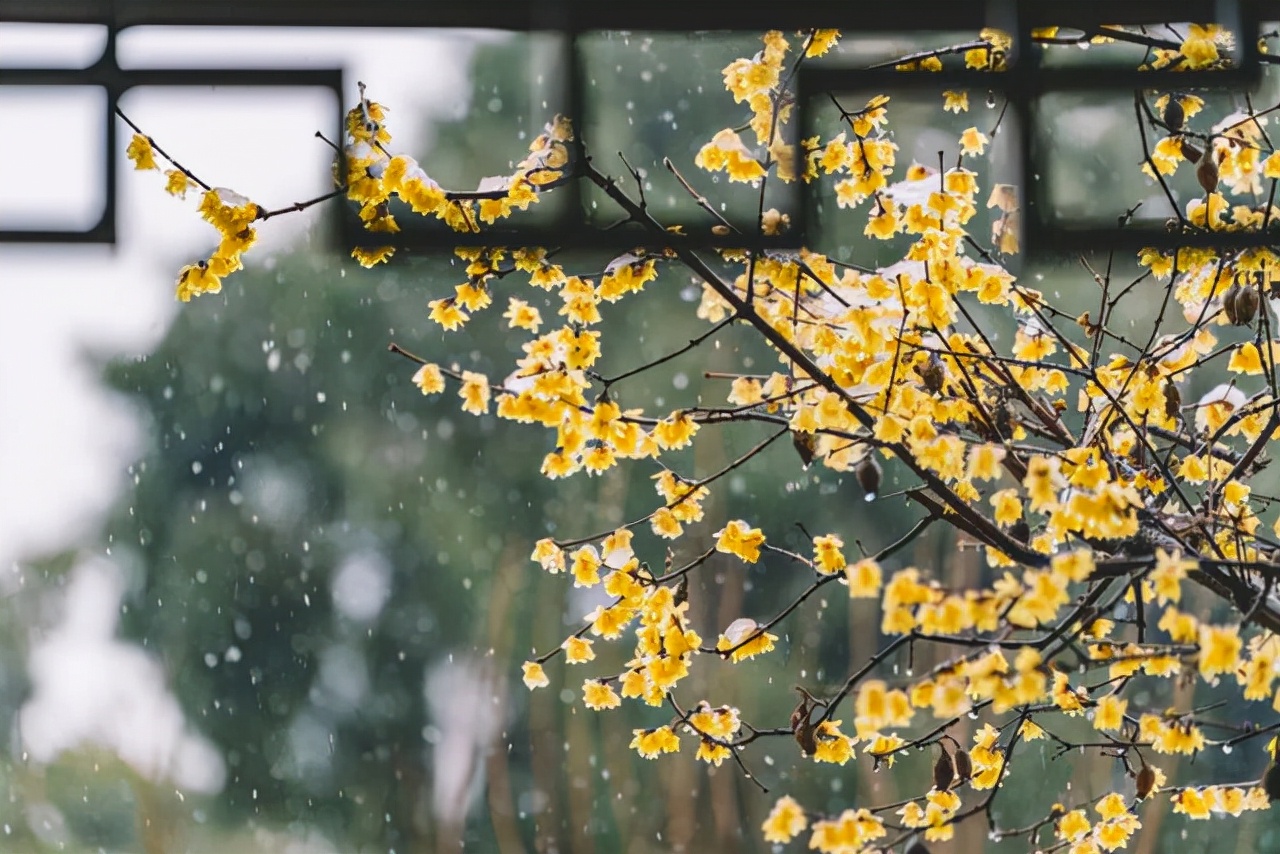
1198;623;1242;678
1057;809;1090;841
809;809;885;853
813;534;847;574
531;538;564;573
175;262;222;302
458;371;491;415
1228;342;1264;375
586;603;632;639
163;169;190;197
1181;24;1221;68
630;726;680;758
811;720;855;765
845;558;883;598
562;636;594;663
652;413;699;449
521;661;549;690
943;90;969;113
351;246;395;268
865;203;899;239
959;127;989;157
1019;719;1046;740
428;297;468;331
1052;549;1095;583
990;489;1023;525
126;133;158;171
502;297;542;332
695;739;732;765
1052;670;1087;713
569;546;602;587
695;129;766;182
582;679;621;710
411;363;445;395
1151;548;1195;604
966;444;1005;480
806;29;840;58
1172;787;1213;819
762;795;808;843
716;617;777;662
1093;695;1127;731
715;519;767;563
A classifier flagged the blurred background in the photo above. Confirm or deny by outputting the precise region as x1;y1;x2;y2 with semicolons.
3;20;1280;853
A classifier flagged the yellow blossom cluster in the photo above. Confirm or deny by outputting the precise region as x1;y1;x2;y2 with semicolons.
126;132;263;301
138;21;1280;854
344;101;572;267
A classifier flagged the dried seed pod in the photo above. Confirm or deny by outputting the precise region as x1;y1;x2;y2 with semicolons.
1197;149;1220;195
673;575;689;608
932;747;955;792
792;430;817;468
1162;97;1185;133
1265;762;1280;804
792;716;817;756
1222;282;1242;324
916;353;946;394
1135;764;1156;800
1179;139;1203;163
791;693;817;756
953;747;973;783
856;454;882;502
789;696;806;733
1232;285;1260;326
1163;380;1181;421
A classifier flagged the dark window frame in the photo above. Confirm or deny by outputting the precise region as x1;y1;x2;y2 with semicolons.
0;0;1269;253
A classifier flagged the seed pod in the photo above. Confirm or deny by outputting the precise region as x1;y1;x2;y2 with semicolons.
1197;149;1220;195
1135;764;1156;800
856;455;882;502
791;694;817;755
1179;140;1203;163
1163;380;1181;421
792;430;817;468
953;747;973;783
933;747;955;792
916;353;946;394
793;718;817;757
1265;762;1280;804
1162;97;1185;133
673;575;689;608
1222;282;1242;324
1232;285;1260;326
